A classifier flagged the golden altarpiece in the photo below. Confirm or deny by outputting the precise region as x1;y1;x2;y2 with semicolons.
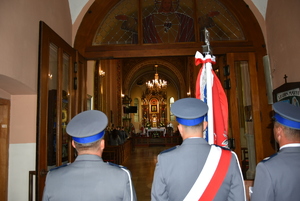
141;88;167;128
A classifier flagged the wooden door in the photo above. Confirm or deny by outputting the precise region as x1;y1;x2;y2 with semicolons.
36;21;87;201
226;52;261;180
0;99;9;201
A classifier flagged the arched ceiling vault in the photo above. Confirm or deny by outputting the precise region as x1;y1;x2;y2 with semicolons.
124;59;186;98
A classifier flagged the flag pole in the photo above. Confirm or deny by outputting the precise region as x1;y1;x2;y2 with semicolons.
202;28;214;145
195;29;228;147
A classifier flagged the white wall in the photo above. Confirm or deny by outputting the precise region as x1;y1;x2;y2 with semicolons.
8;143;36;201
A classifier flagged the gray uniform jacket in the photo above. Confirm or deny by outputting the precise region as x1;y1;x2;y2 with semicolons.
151;138;246;201
42;154;137;201
251;145;300;201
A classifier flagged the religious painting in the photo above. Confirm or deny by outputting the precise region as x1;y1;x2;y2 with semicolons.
151;105;157;112
93;0;245;45
151;99;158;105
141;0;195;43
93;0;138;45
150;98;159;113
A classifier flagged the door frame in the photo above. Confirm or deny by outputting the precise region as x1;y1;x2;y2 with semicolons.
0;98;10;201
36;21;87;201
226;52;273;165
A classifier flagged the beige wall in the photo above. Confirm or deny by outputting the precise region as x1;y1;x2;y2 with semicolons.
10;95;37;144
0;0;73;199
0;0;72;94
0;0;72;143
266;0;300;89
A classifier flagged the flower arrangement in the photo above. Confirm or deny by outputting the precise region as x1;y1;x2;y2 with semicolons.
145;121;151;129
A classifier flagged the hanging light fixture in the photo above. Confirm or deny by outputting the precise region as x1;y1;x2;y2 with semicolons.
146;64;167;90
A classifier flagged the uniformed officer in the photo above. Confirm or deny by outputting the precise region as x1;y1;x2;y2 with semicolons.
42;110;137;201
251;101;300;201
151;98;246;201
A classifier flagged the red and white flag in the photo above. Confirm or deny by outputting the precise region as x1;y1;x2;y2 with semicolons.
195;51;228;147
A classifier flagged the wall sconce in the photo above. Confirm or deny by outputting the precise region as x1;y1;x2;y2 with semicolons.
48;73;53;79
187;92;191;96
121;94;125;98
99;69;105;77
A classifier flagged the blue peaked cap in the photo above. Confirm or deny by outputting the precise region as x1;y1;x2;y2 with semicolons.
171;98;208;126
66;110;108;143
273;101;300;130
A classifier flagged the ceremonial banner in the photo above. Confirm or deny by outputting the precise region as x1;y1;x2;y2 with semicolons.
195;51;228;147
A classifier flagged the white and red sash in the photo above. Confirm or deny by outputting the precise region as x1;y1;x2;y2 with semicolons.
183;145;231;201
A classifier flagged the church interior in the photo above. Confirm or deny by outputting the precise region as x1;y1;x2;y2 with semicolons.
36;0;272;199
1;0;300;200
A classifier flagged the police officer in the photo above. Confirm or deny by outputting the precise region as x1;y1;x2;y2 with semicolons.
251;101;300;201
42;110;136;201
151;98;246;201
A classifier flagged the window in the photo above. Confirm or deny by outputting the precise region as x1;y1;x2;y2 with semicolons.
93;0;244;45
170;97;175;121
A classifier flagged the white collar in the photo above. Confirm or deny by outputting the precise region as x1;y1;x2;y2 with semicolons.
280;143;300;150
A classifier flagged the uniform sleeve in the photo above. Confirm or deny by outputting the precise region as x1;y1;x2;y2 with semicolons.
251;162;274;201
228;152;246;201
121;168;137;201
151;155;168;201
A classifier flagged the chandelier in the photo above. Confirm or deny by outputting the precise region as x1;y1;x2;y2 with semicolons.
146;65;167;90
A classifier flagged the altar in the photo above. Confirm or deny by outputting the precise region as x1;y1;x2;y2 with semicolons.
145;127;166;137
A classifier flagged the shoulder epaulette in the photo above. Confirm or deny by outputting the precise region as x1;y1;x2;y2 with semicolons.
262;153;278;163
160;145;179;154
49;163;69;171
261;153;277;163
213;144;231;151
107;162;128;169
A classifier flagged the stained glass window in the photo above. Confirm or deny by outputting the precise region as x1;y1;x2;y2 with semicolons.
197;0;244;41
93;0;244;45
142;0;195;43
93;0;138;45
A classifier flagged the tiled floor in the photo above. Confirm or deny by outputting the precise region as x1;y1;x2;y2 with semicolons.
122;146;171;201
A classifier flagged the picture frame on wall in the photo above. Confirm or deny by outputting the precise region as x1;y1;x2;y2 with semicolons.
151;105;157;112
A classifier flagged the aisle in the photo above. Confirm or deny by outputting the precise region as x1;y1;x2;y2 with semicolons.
122;146;172;201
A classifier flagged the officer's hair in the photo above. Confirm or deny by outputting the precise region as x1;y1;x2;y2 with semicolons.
275;122;300;141
181;122;203;131
74;139;102;152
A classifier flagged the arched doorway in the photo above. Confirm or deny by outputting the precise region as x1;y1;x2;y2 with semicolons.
74;0;274;179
